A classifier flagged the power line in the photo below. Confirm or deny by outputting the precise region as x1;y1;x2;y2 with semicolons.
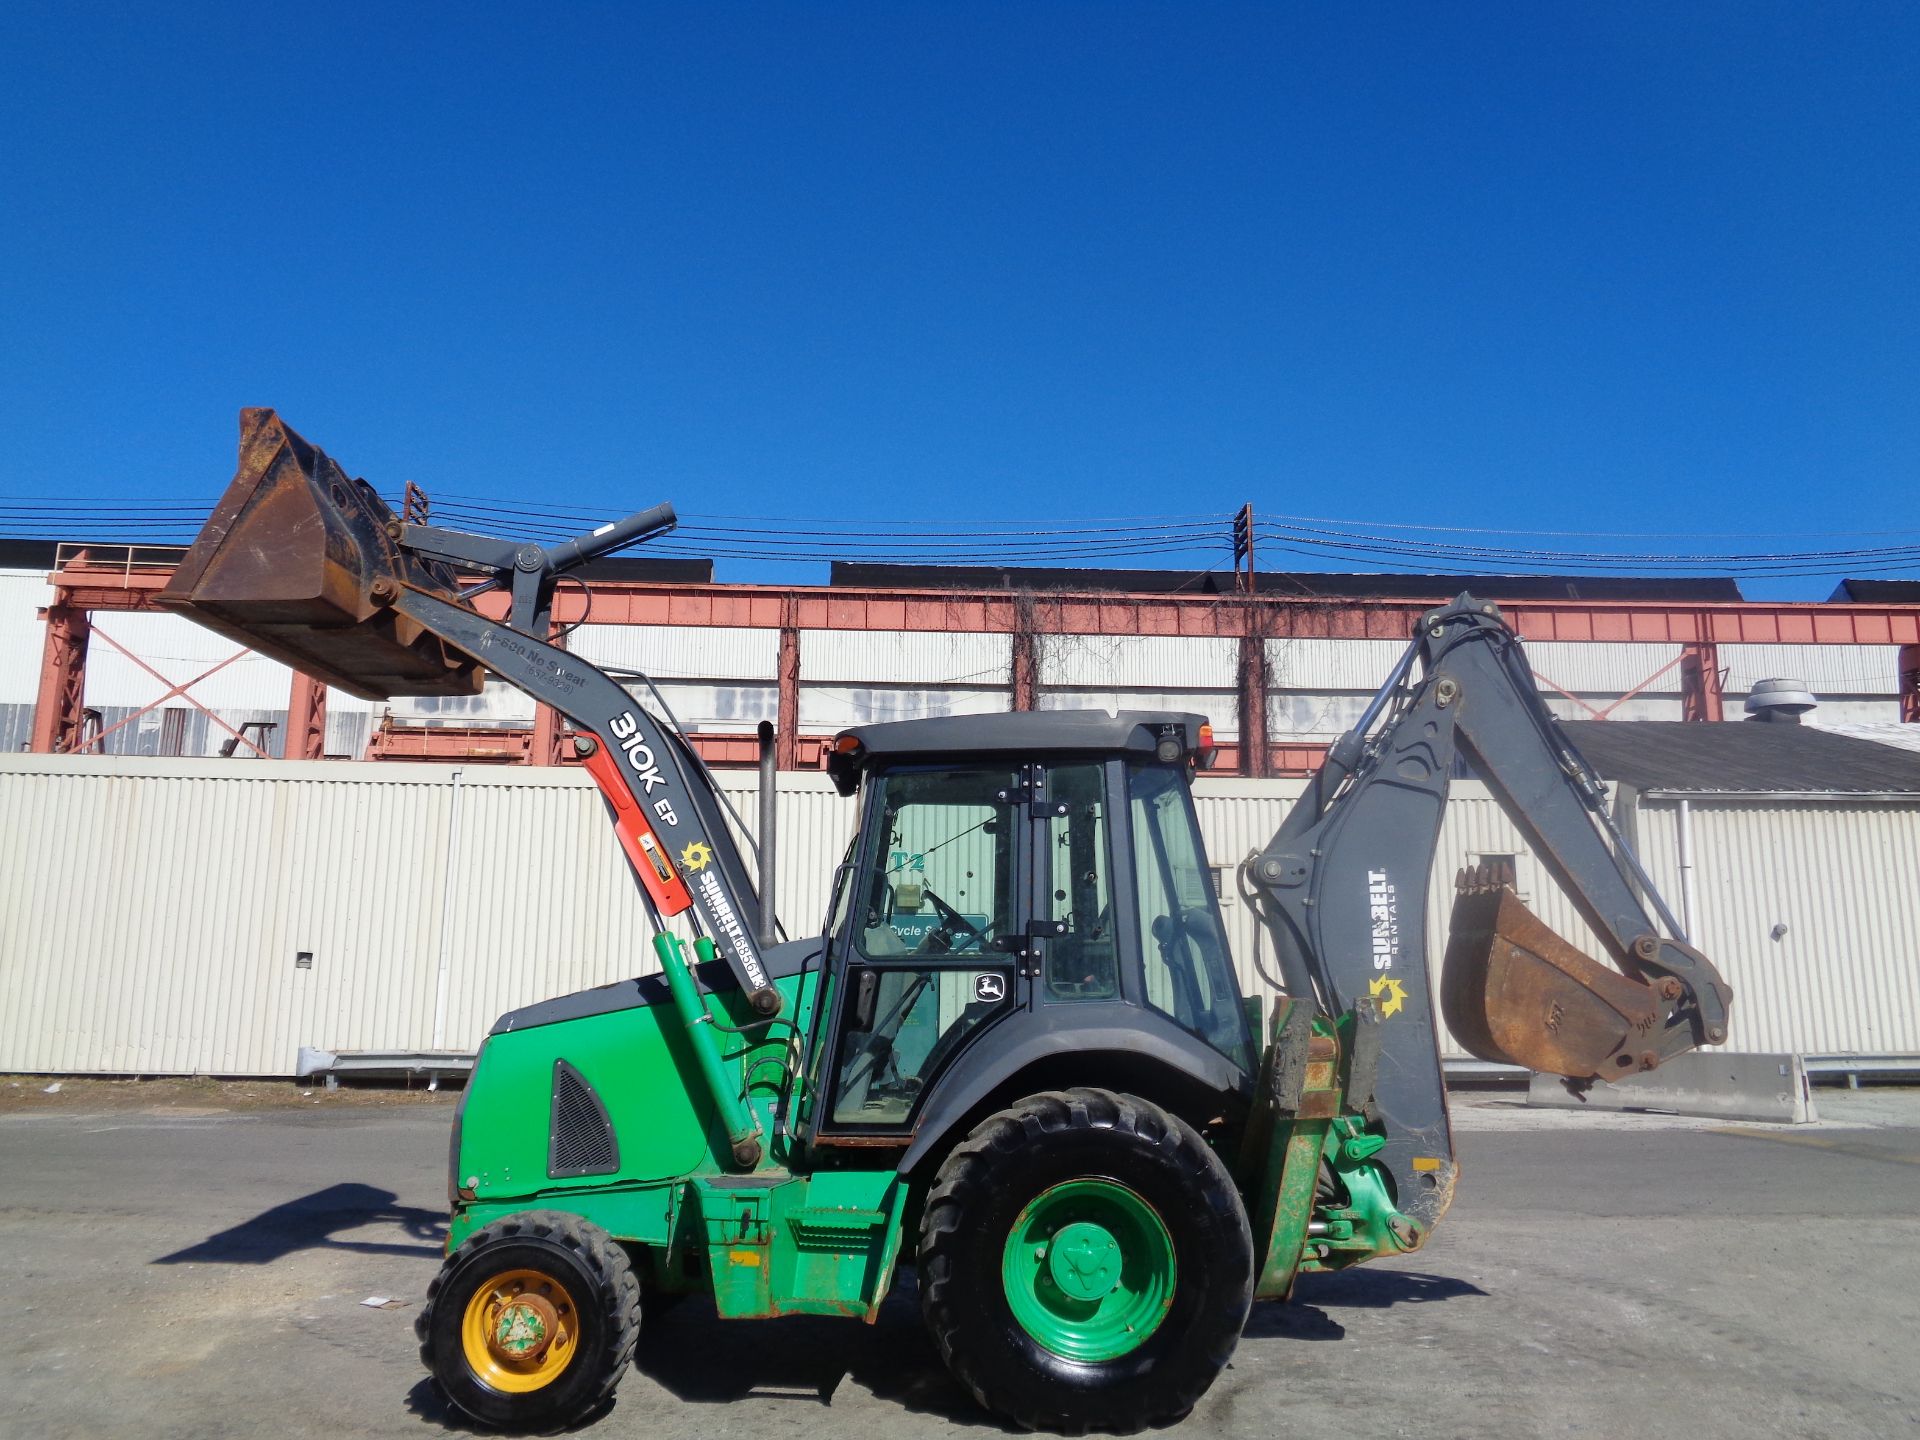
3;494;1917;581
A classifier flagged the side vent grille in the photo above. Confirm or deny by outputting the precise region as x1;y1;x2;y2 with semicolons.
549;1059;620;1178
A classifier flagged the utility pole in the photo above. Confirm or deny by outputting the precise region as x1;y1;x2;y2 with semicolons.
1232;504;1255;594
1231;504;1269;775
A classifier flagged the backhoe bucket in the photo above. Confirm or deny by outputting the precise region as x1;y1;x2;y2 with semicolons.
1440;862;1663;1081
156;409;484;700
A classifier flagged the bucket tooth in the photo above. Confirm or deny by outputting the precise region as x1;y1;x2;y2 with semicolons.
1440;863;1664;1081
156;409;484;700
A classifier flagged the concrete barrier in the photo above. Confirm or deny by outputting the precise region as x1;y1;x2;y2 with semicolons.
1527;1052;1817;1124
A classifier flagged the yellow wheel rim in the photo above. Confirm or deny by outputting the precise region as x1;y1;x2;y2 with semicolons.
460;1266;580;1393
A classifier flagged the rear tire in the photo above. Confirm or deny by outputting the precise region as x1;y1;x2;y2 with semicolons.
417;1210;640;1433
919;1088;1252;1433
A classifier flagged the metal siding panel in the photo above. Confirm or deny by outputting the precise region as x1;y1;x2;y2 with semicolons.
1268;691;1371;739
638;682;778;731
1042;636;1237;689
1265;639;1404;691
802;630;1010;686
397;769;859;1055
1541;696;1686;722
0;758;459;1074
383;678;537;725
1519;642;1684;694
1719;643;1901;695
1039;691;1237;735
1797;699;1903;724
0;571;55;705
798;685;1008;730
571;624;779;681
1192;779;1308;1005
6;758;1916;1074
1267;639;1690;704
1635;800;1920;1056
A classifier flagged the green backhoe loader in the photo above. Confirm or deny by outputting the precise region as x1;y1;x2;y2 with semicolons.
161;411;1733;1433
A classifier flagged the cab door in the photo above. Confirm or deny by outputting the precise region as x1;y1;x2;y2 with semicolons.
811;763;1030;1137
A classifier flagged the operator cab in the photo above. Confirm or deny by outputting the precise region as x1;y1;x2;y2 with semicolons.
804;711;1251;1152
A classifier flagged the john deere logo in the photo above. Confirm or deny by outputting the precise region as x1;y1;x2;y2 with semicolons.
1369;975;1408;1018
496;1303;547;1357
679;840;714;872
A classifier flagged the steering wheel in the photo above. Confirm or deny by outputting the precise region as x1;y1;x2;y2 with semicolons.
919;884;990;953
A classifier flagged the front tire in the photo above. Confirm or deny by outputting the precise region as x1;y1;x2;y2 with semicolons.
919;1088;1252;1433
417;1210;640;1432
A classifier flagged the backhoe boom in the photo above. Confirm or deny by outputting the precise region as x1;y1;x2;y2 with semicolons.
1244;595;1734;1228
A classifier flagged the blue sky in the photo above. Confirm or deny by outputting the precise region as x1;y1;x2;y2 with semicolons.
1;4;1915;593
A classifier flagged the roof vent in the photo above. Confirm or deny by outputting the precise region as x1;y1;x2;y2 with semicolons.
1744;677;1816;724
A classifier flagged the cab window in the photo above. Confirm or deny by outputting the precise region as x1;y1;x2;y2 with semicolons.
854;767;1015;959
1128;762;1252;1071
1041;764;1118;1000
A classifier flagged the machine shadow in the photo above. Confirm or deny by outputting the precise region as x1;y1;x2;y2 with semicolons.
632;1277;1013;1429
404;1379;616;1434
1242;1268;1489;1343
155;1180;447;1265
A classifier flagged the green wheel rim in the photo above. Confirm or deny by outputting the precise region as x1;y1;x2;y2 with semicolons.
1001;1179;1176;1362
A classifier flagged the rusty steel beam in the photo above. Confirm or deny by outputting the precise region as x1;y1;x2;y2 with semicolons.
37;556;1920;774
529;583;1920;647
286;673;329;761
366;721;531;763
45;556;1920;645
776;612;801;770
1680;641;1725;724
1010;631;1038;711
30;605;91;754
1236;597;1275;776
363;720;830;770
529;703;562;766
1209;740;1330;777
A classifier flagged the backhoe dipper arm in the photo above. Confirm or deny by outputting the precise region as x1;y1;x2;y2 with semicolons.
1245;595;1733;1229
390;585;780;1015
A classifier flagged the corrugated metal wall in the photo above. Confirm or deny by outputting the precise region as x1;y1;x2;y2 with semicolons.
1718;643;1900;694
0;572;55;750
2;755;1914;1074
1633;797;1920;1056
0;758;864;1075
1043;635;1238;689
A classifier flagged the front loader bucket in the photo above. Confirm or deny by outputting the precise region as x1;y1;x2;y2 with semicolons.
1440;862;1664;1081
156;409;484;700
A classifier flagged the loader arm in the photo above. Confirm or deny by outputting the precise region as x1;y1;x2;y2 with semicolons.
157;408;780;1014
1244;594;1733;1229
393;587;777;1013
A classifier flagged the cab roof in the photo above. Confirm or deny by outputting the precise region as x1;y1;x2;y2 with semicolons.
827;710;1209;796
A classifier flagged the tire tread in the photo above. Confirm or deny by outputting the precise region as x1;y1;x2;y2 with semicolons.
919;1087;1251;1433
416;1209;641;1433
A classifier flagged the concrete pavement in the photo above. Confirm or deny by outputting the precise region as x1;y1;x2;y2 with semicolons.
2;1087;1915;1440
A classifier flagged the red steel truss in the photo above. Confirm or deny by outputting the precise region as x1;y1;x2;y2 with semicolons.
32;549;1920;773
